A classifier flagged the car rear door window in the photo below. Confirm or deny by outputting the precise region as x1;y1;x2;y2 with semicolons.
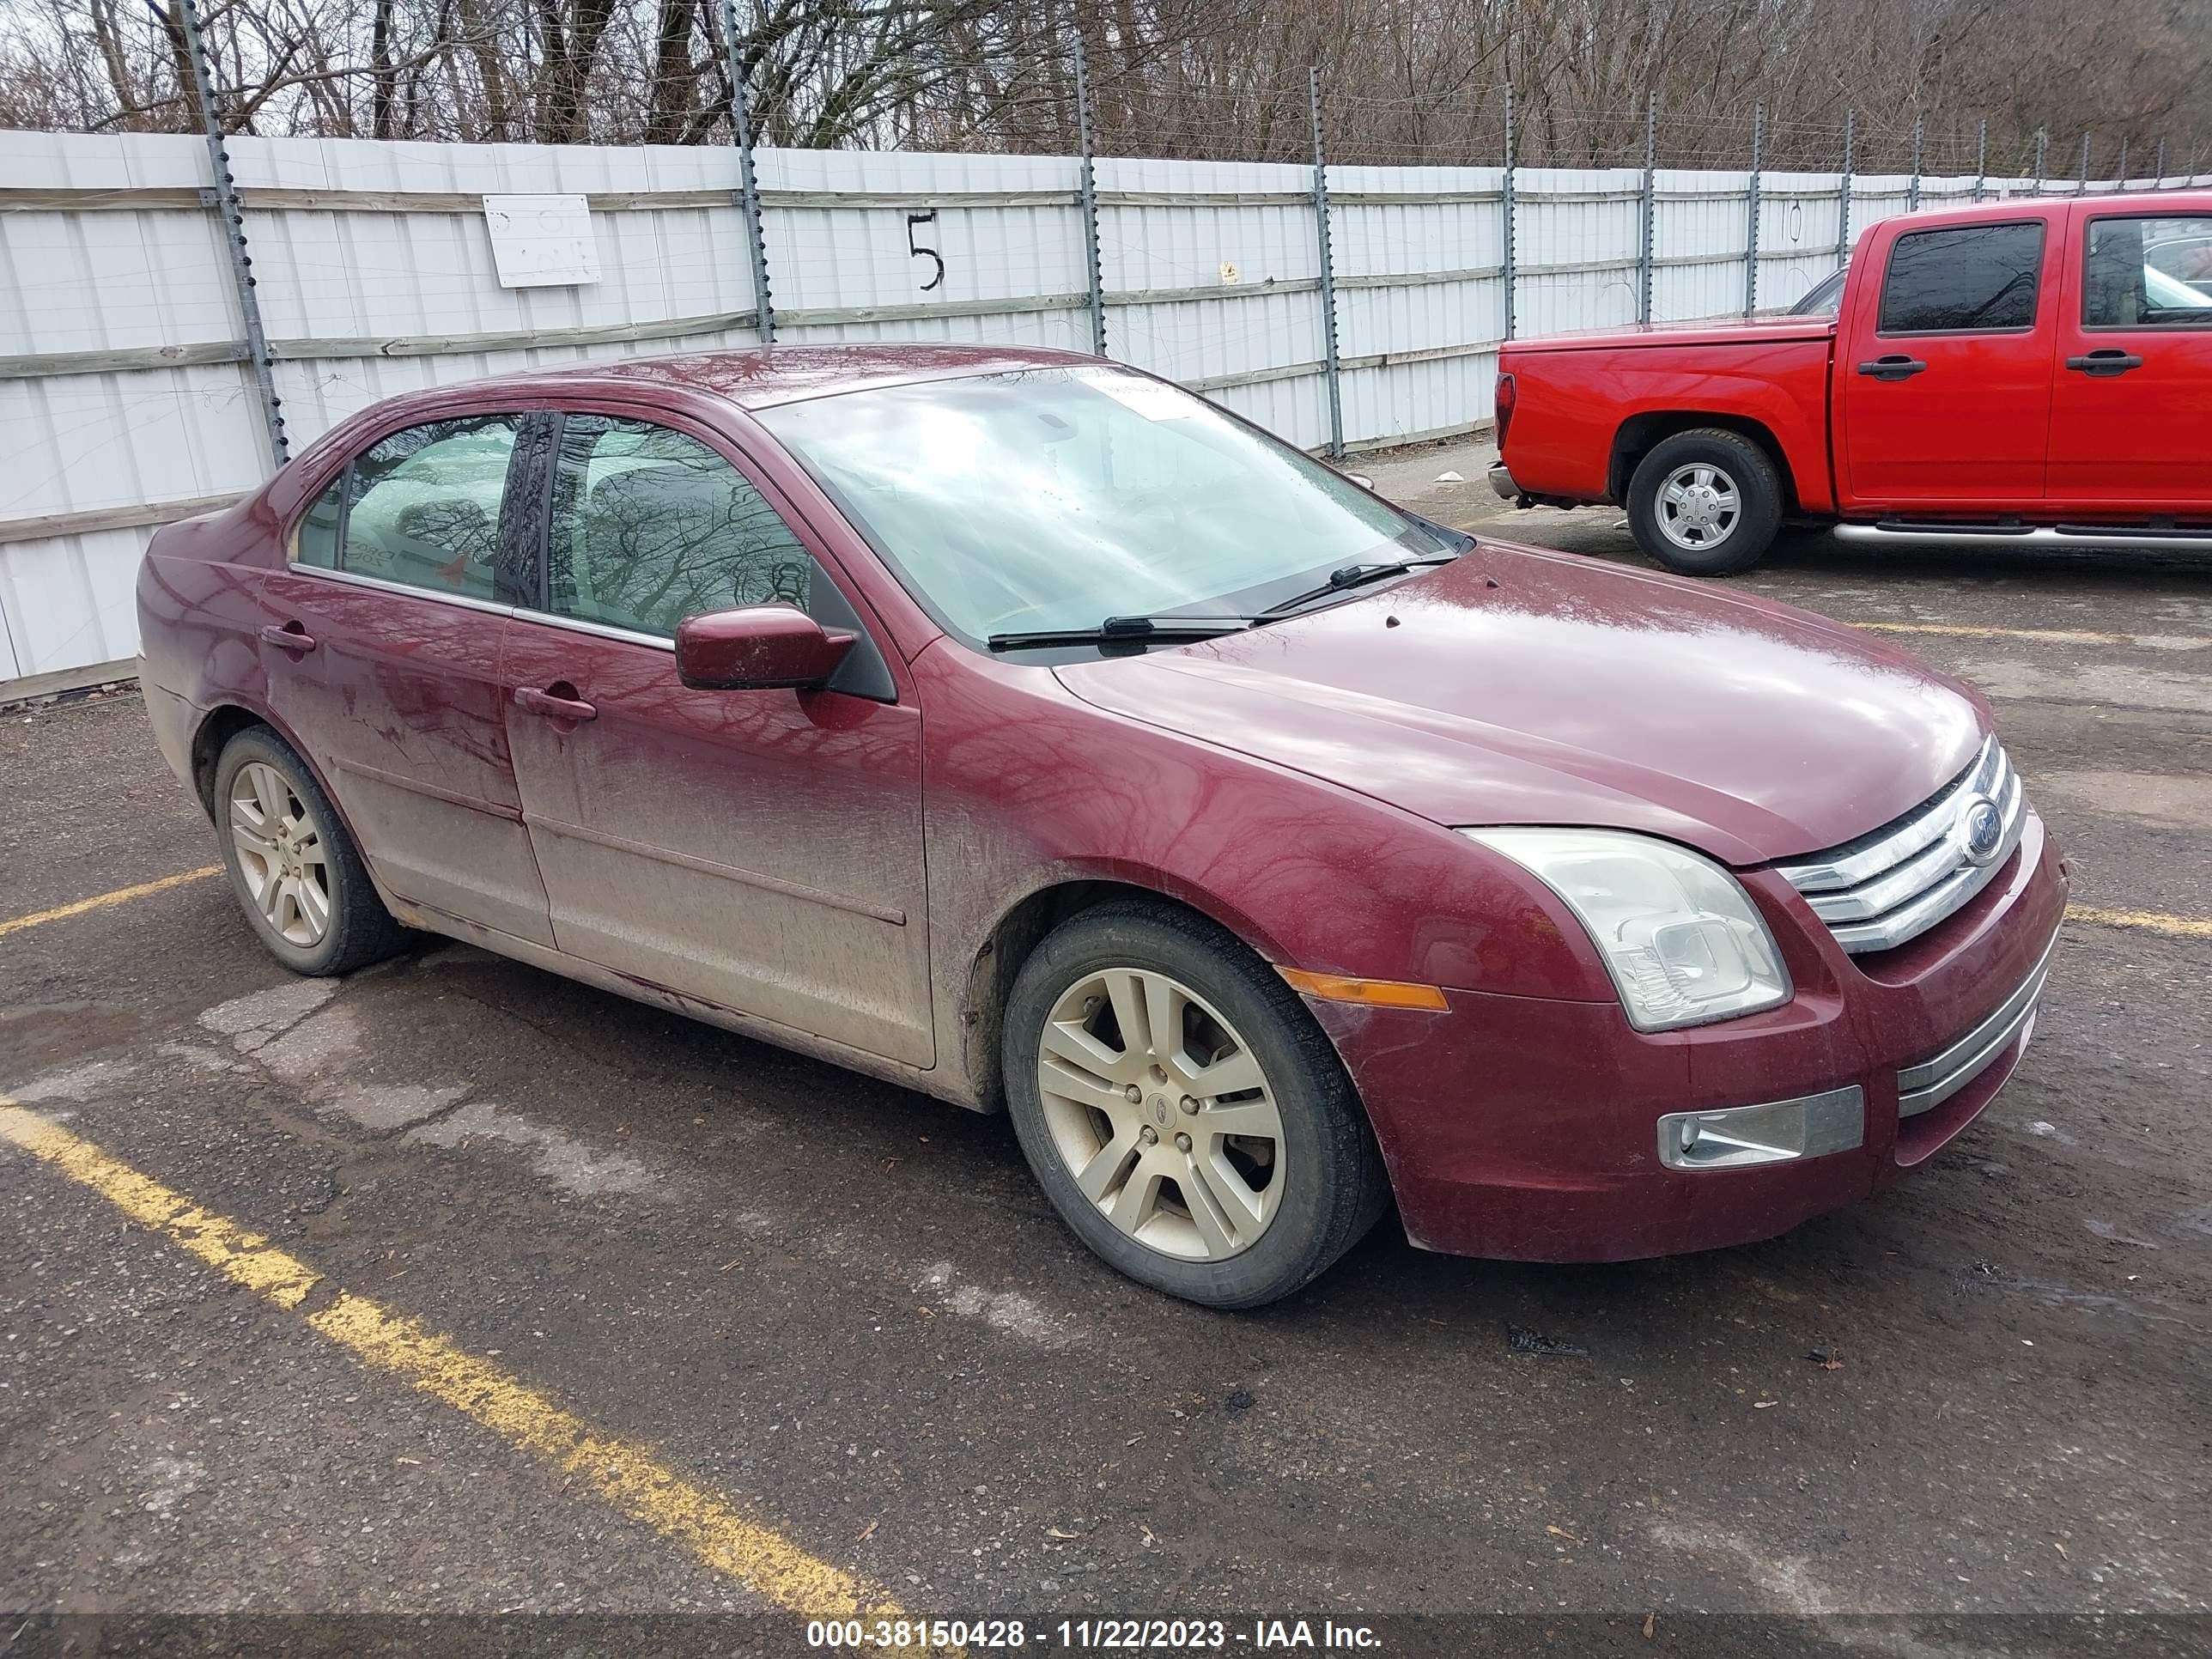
2084;215;2212;327
322;416;525;600
545;416;819;636
1878;222;2045;334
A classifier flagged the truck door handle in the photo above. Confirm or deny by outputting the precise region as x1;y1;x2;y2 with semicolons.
1856;355;1928;380
258;622;316;653
515;684;597;722
2065;349;2144;375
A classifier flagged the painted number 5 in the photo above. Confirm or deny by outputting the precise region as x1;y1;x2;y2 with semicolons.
907;210;945;293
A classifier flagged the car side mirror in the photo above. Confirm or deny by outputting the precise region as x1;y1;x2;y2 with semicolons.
675;605;855;691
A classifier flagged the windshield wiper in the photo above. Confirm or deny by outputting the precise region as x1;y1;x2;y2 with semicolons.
1255;553;1463;619
987;614;1254;652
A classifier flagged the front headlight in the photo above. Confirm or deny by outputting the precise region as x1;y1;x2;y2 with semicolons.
1460;828;1791;1032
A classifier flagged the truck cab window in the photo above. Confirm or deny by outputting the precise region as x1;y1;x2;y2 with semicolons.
2084;216;2212;328
1878;222;2045;334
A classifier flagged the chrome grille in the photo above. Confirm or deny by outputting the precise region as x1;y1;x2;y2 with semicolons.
1774;738;2027;954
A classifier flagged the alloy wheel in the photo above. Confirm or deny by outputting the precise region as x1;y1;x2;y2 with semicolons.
1036;966;1285;1261
1656;462;1741;550
228;761;331;947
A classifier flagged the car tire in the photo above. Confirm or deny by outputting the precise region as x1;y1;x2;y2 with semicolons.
1002;900;1389;1309
212;726;410;976
1626;428;1784;576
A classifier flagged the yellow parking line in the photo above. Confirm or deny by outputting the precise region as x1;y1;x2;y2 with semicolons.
1856;621;2205;649
2067;903;2212;939
0;1097;952;1655
0;865;221;939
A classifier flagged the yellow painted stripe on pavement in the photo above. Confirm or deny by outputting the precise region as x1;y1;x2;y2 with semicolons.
2067;903;2212;939
0;865;221;938
1856;621;2206;649
0;1098;952;1654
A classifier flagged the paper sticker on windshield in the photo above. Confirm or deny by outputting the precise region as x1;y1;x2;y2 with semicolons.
1083;370;1202;422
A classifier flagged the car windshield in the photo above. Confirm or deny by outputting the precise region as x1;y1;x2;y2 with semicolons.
757;366;1449;645
1787;268;1847;317
2146;258;2212;312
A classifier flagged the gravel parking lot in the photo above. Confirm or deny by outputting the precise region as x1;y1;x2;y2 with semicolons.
3;445;2208;1656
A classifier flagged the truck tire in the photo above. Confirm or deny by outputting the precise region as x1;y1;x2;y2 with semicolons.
1626;428;1783;576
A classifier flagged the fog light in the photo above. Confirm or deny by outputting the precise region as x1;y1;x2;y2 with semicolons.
1656;1086;1864;1172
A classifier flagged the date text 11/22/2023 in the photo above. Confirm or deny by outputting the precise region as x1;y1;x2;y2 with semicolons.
805;1617;1384;1650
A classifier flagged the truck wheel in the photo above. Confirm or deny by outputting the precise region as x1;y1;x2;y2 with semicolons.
1627;429;1783;576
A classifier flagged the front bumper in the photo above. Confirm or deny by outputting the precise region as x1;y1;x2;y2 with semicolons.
1487;461;1520;501
1305;811;2067;1262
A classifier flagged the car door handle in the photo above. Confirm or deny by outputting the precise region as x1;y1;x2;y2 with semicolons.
515;685;597;722
1856;355;1928;380
258;622;316;653
2065;349;2145;376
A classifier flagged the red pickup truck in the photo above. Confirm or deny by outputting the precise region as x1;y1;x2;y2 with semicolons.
1488;191;2212;574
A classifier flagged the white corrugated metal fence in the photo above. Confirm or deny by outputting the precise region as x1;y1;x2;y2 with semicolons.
2;127;2204;686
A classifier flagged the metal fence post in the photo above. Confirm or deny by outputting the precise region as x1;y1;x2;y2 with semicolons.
1308;67;1344;460
1743;102;1762;318
2118;135;2130;191
2077;133;2090;193
718;0;775;342
2155;137;2166;188
2033;128;2048;196
1837;111;1855;271
1500;83;1517;343
1906;118;1923;212
1972;120;1988;204
1073;33;1107;356
176;0;286;471
1638;91;1657;325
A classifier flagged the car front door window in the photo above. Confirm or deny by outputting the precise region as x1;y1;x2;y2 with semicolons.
549;416;817;635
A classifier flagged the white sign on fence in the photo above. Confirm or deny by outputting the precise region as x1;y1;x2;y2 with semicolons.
483;194;599;288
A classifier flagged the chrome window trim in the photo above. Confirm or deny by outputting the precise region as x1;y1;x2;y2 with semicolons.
283;561;690;653
516;611;678;653
1896;928;2057;1117
283;560;517;620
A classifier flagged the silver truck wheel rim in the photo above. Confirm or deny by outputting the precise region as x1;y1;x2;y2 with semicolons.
1657;462;1741;550
229;762;331;947
1036;967;1285;1261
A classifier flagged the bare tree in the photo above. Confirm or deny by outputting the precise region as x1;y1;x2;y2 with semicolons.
0;0;2203;168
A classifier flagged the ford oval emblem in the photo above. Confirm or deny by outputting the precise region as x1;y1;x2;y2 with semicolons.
1960;795;2005;866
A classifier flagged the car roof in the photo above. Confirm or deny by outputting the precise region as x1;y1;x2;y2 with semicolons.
455;342;1097;412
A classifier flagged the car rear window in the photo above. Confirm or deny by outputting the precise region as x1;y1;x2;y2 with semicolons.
1878;222;2045;334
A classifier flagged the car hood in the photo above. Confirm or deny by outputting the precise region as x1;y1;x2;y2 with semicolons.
1053;543;1987;867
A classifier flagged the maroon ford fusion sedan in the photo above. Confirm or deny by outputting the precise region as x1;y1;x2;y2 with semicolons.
138;344;2065;1307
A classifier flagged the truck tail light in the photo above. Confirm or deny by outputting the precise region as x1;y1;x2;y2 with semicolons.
1494;372;1517;448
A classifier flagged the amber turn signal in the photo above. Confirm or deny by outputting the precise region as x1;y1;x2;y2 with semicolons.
1276;967;1449;1011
